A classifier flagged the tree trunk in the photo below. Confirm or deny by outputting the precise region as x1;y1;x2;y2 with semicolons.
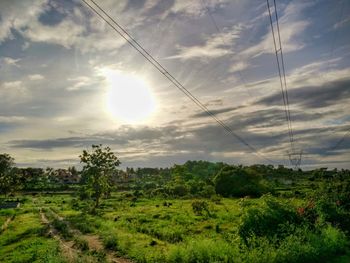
95;194;100;209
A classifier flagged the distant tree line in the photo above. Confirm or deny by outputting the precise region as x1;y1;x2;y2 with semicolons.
1;146;350;203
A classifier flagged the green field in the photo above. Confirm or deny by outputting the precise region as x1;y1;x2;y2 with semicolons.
1;191;350;263
1;154;350;262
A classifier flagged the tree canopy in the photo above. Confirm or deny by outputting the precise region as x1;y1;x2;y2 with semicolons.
80;145;121;210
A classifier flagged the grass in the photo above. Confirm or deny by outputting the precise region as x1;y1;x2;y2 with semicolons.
0;210;64;263
0;192;348;263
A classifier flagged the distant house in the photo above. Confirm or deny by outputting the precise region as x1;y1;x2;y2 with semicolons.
0;201;20;209
55;169;80;184
112;170;137;184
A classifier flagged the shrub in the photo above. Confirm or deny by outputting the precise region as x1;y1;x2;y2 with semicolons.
214;166;269;197
103;235;119;251
52;219;72;239
192;200;210;216
315;198;350;233
238;196;301;245
170;184;189;197
200;185;216;198
74;237;89;251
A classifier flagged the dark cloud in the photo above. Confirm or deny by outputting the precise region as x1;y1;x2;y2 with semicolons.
257;78;350;109
124;0;146;11
8;125;180;150
144;0;175;17
6;118;349;167
191;106;242;118
38;3;66;26
9;137;104;150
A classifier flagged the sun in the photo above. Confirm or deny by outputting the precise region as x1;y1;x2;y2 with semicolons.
103;69;156;124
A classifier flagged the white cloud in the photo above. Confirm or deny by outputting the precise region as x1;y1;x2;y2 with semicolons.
67;76;92;91
0;81;28;102
229;61;249;73
333;16;350;30
0;116;26;123
167;25;242;60
28;74;44;81
1;57;21;67
0;0;47;42
170;0;229;17
22;19;85;49
242;1;311;57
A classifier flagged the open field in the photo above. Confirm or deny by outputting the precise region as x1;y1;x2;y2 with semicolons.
1;190;350;263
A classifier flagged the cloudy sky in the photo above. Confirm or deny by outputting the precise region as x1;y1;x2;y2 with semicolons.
0;0;349;169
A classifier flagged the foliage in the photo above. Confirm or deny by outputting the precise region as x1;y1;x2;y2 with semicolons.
103;234;119;251
191;200;210;216
0;154;21;196
80;144;121;210
238;195;301;245
73;237;89;251
214;165;270;197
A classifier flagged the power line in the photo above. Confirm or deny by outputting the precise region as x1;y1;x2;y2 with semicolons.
272;0;293;145
201;0;290;165
266;0;300;168
266;0;293;147
81;0;277;164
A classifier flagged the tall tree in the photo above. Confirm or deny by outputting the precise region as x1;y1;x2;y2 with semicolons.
80;145;120;210
0;154;17;197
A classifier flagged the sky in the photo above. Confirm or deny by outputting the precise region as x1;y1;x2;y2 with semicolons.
0;0;349;170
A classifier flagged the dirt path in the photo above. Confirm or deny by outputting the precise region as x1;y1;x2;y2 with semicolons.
82;234;133;263
40;210;79;262
43;208;133;263
0;217;14;233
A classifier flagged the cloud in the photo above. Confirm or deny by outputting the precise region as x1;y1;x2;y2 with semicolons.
22;18;85;49
333;15;350;30
0;0;47;42
229;61;250;73
169;0;229;17
0;0;349;169
66;76;92;91
0;0;127;52
0;81;28;102
191;106;242;118
167;25;242;60
1;57;21;67
9;137;106;150
257;77;350;109
28;74;44;80
0;116;26;123
242;1;311;57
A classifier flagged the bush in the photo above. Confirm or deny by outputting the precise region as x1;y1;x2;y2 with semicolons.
74;237;89;251
200;185;216;198
214;166;269;197
238;196;301;245
170;184;189;197
103;235;119;251
315;198;350;233
52;219;72;239
192;200;210;216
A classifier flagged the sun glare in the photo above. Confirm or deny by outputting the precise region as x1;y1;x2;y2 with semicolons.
103;69;156;124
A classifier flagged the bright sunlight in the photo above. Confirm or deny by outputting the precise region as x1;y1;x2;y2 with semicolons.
103;69;156;124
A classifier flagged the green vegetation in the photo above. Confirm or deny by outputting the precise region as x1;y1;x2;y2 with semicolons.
0;149;350;262
79;144;121;211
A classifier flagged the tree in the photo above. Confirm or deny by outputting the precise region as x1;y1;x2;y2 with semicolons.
80;145;120;210
214;165;269;197
0;153;19;197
